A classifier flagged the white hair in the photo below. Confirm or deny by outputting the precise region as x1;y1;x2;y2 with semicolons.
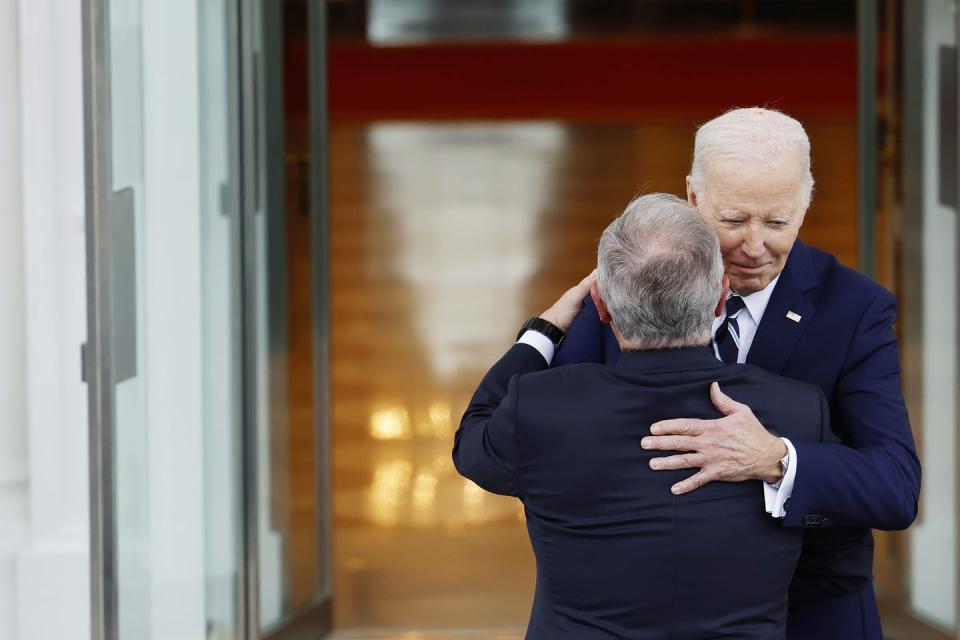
688;107;815;210
597;193;725;349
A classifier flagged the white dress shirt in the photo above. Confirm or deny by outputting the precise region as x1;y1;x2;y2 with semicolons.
520;273;797;519
711;275;780;364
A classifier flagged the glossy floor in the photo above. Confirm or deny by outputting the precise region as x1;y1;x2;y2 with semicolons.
327;119;857;636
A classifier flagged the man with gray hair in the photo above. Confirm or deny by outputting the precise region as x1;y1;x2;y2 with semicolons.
455;193;836;638
549;108;921;639
596;194;724;350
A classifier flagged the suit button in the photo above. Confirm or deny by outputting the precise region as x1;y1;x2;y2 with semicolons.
783;498;791;511
803;514;824;526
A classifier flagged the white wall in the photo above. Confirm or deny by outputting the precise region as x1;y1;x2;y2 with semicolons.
3;0;92;638
0;0;28;633
909;0;958;630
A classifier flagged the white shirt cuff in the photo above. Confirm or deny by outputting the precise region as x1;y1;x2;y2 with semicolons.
518;330;555;364
763;437;797;518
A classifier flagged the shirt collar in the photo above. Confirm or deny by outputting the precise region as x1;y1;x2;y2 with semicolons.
731;274;781;325
615;346;724;374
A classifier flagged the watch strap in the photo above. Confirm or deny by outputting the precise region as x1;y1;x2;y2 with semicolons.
517;317;564;348
772;444;790;490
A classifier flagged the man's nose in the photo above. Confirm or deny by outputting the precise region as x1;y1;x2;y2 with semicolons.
741;226;766;258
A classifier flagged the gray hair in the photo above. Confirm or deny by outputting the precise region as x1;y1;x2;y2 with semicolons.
597;193;725;349
689;107;814;211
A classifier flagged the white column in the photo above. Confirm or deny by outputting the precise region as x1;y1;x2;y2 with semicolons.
909;0;958;629
15;0;90;637
0;0;28;637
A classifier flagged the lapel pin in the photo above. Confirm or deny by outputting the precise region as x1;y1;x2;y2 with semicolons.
786;311;802;323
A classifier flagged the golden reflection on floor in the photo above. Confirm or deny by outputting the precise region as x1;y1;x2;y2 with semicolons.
329;120;856;635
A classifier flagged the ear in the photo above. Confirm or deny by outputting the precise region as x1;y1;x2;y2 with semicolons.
590;279;613;325
686;176;697;207
715;275;730;317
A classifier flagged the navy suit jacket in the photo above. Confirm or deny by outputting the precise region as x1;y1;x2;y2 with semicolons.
455;344;836;639
553;240;922;635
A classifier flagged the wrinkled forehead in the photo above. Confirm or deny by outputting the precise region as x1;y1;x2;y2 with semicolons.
704;153;805;192
705;146;805;178
701;158;808;220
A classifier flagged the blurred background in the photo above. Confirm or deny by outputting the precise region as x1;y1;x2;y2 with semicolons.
0;0;955;639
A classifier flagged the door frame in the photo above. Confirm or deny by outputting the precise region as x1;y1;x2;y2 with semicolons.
81;0;117;636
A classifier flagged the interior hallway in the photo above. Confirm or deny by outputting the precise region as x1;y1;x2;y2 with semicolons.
325;118;856;636
274;3;865;636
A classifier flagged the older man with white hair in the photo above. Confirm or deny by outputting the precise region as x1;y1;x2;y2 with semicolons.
456;193;837;638
534;108;921;639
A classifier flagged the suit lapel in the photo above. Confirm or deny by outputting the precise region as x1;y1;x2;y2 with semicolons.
746;241;818;375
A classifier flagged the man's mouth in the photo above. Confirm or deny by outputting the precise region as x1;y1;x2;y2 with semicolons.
731;263;770;275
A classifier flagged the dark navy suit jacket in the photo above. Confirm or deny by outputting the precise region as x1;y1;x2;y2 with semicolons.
553;240;922;639
455;344;836;639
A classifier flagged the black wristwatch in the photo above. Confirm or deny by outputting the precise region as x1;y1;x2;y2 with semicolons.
517;317;565;349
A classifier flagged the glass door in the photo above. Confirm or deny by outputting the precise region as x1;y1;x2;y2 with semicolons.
243;0;333;636
85;0;332;637
84;0;246;637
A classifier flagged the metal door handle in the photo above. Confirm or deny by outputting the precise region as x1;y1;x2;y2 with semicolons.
109;187;137;382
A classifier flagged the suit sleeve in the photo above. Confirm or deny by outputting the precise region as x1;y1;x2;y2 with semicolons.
552;295;606;366
453;343;547;497
817;387;836;445
786;290;921;530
